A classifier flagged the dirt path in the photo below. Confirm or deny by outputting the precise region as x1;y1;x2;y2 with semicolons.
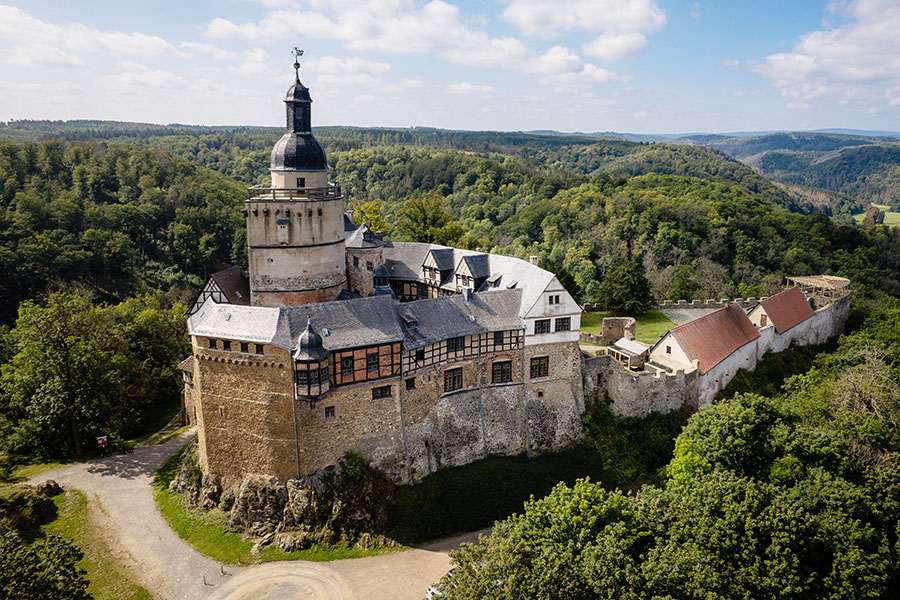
28;432;480;600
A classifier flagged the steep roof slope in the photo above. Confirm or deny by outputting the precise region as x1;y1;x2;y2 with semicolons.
669;304;760;374
758;287;815;333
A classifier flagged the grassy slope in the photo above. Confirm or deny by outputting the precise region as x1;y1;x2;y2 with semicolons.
41;490;151;600
581;310;676;344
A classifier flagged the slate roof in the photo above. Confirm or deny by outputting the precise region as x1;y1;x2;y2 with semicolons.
381;242;558;318
188;301;281;345
345;223;384;248
758;287;815;333
210;266;250;306
273;295;404;351
399;289;524;349
667;304;760;374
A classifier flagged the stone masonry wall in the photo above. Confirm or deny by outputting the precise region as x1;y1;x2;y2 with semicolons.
192;338;298;490
589;294;851;417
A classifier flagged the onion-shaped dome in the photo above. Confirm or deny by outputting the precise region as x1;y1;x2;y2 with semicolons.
270;133;327;171
293;318;329;362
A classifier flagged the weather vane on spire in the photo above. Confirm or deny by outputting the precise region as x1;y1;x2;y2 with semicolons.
293;47;304;80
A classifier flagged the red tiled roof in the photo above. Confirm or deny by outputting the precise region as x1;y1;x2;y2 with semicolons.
759;287;815;334
670;304;760;374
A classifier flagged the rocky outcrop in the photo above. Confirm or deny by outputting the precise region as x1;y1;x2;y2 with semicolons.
170;445;395;551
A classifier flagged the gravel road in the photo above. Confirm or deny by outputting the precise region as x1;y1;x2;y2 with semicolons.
29;430;480;600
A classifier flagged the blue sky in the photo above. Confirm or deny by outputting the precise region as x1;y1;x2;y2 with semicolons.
1;0;898;133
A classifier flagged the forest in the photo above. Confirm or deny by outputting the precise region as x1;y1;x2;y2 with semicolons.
1;123;900;598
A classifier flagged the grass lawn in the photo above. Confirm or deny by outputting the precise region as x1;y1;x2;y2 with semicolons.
581;309;676;344
41;490;152;600
0;459;75;493
153;445;403;565
853;203;900;226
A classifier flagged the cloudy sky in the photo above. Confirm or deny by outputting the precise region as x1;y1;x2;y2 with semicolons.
1;0;898;134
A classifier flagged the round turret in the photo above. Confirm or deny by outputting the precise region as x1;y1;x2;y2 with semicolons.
293;319;329;362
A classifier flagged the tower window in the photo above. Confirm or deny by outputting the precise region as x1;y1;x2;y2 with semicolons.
240;342;249;353
353;256;359;268
208;339;217;349
255;344;264;355
222;340;231;351
366;261;374;271
297;177;305;187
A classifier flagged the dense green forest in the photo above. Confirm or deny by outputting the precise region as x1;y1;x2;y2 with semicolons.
436;295;900;599
680;131;900;211
1;123;900;598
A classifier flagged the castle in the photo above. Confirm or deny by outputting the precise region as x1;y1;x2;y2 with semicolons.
180;63;585;489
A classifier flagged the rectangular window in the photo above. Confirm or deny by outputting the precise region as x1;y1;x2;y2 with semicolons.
366;261;374;270
494;331;504;346
366;353;379;372
208;339;217;349
554;317;571;332
444;367;463;392
447;336;465;352
492;360;512;384
415;349;425;363
255;344;264;355
761;314;768;326
406;377;416;390
353;256;359;267
372;385;392;400
222;340;231;351
324;405;336;421
296;369;308;386
534;319;551;335
530;356;549;379
297;176;306;188
665;346;672;355
548;295;556;305
341;356;353;376
240;342;249;353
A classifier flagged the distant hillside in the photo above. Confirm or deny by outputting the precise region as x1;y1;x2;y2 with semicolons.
673;131;900;212
0;119;814;214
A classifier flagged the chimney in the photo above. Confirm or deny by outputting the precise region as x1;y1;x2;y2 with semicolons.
530;256;539;266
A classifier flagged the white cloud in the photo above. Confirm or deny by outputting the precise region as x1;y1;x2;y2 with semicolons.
181;41;236;59
583;33;648;61
231;48;273;79
539;64;620;91
447;82;499;98
0;6;178;58
501;0;666;37
731;88;764;97
751;0;900;110
304;56;391;88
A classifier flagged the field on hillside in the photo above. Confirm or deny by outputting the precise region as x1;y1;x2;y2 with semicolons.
853;203;900;225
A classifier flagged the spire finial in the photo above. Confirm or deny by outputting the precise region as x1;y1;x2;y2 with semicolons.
293;47;304;81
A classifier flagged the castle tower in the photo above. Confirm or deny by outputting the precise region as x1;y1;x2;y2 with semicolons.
246;51;346;307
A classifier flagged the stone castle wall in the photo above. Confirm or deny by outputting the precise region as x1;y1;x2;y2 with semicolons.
587;294;851;417
346;246;384;296
192;337;585;489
